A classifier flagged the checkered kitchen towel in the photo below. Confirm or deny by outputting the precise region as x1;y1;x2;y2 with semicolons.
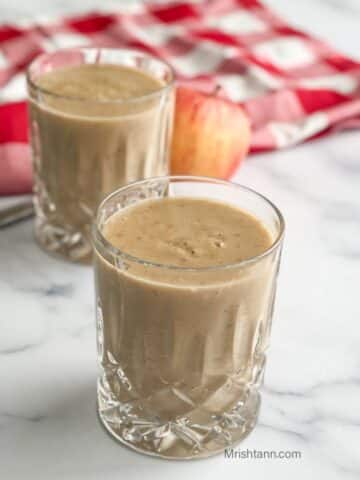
1;0;360;194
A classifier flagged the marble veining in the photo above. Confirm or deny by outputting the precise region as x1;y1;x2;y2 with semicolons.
1;0;360;479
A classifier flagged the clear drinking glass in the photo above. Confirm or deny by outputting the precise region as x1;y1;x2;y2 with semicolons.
92;176;284;459
27;48;174;262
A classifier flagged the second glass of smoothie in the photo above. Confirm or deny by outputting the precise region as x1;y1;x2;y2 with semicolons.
27;48;174;262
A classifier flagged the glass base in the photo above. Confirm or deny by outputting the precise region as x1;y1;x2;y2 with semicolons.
35;218;92;263
97;381;260;460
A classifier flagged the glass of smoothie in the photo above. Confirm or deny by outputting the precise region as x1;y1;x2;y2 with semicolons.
27;48;174;262
92;176;285;459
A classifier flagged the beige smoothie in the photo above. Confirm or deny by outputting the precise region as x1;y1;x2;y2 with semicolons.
28;62;174;261
94;195;280;457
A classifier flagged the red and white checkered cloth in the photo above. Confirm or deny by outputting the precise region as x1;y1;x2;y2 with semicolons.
1;0;360;194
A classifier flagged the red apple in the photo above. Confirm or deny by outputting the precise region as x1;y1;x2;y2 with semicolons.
170;86;251;178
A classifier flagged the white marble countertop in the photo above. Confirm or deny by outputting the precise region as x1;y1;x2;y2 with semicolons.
1;0;360;479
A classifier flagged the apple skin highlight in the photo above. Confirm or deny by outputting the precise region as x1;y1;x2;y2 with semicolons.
170;86;251;179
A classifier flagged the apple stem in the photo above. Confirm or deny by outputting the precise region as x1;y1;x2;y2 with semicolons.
213;85;222;97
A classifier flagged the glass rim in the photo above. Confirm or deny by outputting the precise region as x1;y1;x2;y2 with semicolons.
92;175;285;272
26;47;175;105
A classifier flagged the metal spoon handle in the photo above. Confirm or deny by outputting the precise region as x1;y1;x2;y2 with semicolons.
0;200;34;228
